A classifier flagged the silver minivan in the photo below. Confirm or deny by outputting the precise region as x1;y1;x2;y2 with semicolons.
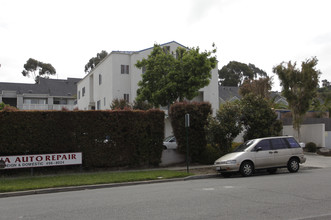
214;136;306;177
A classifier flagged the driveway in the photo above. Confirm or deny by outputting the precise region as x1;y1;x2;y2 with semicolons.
303;153;331;168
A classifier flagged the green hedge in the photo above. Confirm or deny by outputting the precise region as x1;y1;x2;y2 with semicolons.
0;110;164;168
169;102;212;163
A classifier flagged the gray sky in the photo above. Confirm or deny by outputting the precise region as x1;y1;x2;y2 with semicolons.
1;0;330;91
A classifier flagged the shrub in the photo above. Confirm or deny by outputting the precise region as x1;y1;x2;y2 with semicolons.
205;102;242;154
240;94;283;141
198;144;222;165
0;110;164;168
232;142;243;151
169;102;212;163
305;142;317;153
110;98;131;110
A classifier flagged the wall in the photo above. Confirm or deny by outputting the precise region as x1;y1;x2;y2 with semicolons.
325;131;331;149
283;124;325;148
77;74;91;110
160;149;185;166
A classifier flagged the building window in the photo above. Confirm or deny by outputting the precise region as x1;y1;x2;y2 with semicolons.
82;87;85;97
23;98;47;104
53;98;67;105
121;65;129;74
124;94;129;102
97;100;101;110
99;74;102;85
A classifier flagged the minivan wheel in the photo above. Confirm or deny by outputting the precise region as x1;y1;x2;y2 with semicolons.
240;161;254;177
287;158;300;173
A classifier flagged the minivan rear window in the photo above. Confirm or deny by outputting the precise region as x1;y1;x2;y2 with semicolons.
286;137;301;148
270;138;288;150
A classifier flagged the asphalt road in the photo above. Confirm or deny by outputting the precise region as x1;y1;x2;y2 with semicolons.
1;167;331;220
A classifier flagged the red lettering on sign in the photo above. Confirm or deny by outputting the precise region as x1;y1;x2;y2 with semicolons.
57;155;61;160
15;157;21;163
62;155;67;160
72;154;76;160
5;158;11;163
36;156;42;161
46;155;50;161
52;155;56;161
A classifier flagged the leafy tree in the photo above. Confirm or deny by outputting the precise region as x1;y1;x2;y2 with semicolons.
273;57;321;139
132;100;153;110
110;98;131;110
321;79;330;88
219;61;267;86
22;58;56;83
311;86;331;118
0;102;17;111
240;94;283;141
239;77;272;99
84;50;108;74
0;102;8;110
205;102;242;154
135;44;217;107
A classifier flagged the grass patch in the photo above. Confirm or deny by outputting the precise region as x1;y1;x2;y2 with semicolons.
0;170;191;193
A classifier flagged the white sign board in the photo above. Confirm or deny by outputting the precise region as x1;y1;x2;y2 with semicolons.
0;152;82;169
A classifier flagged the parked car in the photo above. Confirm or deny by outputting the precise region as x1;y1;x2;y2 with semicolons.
163;136;177;149
214;136;306;177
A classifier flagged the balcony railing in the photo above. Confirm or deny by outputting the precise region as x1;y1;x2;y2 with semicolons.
21;104;75;111
22;104;49;110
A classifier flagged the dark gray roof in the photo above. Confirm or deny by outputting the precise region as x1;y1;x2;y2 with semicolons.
0;78;81;97
219;85;241;102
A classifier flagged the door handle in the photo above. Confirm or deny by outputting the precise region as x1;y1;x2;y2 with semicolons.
269;151;273;154
274;151;278;153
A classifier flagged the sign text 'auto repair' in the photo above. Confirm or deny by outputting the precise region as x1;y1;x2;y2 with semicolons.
0;152;82;169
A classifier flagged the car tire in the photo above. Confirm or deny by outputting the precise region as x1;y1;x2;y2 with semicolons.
221;172;232;178
267;168;277;174
240;161;254;177
287;158;300;173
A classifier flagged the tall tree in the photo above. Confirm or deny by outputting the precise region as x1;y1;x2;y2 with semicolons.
84;50;108;74
219;61;267;86
22;58;56;83
321;79;330;88
135;44;217;107
239;77;273;99
273;57;321;140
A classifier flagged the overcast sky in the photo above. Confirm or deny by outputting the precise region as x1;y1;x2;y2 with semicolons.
1;0;330;91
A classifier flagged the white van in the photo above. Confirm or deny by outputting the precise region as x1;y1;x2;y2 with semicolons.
214;136;306;177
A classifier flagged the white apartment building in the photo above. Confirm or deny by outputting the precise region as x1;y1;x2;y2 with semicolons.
77;41;219;116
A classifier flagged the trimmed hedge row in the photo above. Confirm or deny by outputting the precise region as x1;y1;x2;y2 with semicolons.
169;102;212;163
0;110;164;168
